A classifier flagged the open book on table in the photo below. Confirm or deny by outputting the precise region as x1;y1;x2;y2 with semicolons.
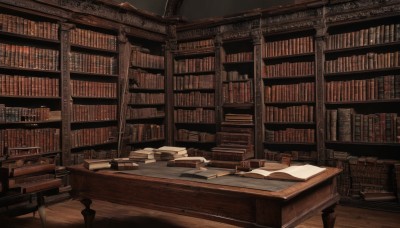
242;164;326;181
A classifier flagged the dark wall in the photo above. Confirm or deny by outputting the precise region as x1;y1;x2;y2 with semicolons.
123;0;295;20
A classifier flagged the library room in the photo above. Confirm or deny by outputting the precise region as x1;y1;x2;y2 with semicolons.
0;0;399;227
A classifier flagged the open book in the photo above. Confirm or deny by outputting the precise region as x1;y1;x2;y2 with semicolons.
242;164;326;181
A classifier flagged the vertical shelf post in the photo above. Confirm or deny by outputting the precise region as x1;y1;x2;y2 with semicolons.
60;22;74;166
165;25;177;146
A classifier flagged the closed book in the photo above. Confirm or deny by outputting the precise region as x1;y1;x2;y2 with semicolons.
5;163;56;177
338;108;352;142
19;178;62;194
83;159;111;170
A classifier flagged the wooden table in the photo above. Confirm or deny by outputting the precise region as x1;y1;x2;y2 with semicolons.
67;164;341;228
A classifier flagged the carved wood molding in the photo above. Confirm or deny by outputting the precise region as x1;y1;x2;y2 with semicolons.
326;0;400;24
177;26;220;41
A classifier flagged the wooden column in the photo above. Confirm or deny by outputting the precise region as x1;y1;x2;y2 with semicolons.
214;35;223;132
60;22;74;166
252;26;263;158
165;25;177;146
117;27;130;157
315;8;327;166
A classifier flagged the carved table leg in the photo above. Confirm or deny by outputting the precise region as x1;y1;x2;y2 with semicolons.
37;193;46;228
322;203;336;228
80;198;96;228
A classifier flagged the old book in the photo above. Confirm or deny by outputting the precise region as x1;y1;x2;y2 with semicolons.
19;178;62;194
83;159;111;170
110;159;138;171
360;191;396;201
180;168;233;180
242;164;326;181
4;163;56;177
338;108;352;142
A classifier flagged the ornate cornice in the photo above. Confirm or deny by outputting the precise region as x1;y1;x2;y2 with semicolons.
326;0;400;23
176;26;219;41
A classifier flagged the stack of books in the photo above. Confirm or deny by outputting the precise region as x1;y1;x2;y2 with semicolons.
167;157;209;168
129;148;156;164
153;146;188;161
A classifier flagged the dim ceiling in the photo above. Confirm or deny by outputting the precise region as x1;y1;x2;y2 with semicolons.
118;0;296;21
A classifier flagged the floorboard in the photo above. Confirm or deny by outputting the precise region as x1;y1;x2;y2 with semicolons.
1;199;399;228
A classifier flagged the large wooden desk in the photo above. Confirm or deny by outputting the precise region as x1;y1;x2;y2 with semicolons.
67;164;341;228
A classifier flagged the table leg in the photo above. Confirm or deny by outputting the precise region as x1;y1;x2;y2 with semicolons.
80;198;96;228
37;193;46;228
322;203;336;228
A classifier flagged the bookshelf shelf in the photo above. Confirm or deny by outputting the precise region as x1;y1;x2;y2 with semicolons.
126;116;165;121
174;106;215;109
222;61;254;65
72;96;117;100
70;44;118;54
127;138;165;145
221;122;254;127
71;141;118;150
0;120;61;125
262;75;315;81
325;99;400;105
128;103;165;106
324;41;400;54
222;79;252;83
0;65;61;74
325;141;400;147
324;67;400;77
174;140;215;144
265;122;315;125
0;30;60;43
71;120;117;124
265;101;315;105
129;88;165;92
0;95;61;99
262;52;314;61
175;122;216;125
223;103;254;108
174;47;215;57
130;65;164;71
173;70;215;76
263;142;316;145
5;151;61;161
70;71;119;78
173;88;215;92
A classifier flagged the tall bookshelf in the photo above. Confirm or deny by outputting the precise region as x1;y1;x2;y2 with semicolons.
68;25;119;165
216;38;255;161
0;8;62;164
172;38;217;153
263;30;318;164
124;37;166;152
324;13;400;200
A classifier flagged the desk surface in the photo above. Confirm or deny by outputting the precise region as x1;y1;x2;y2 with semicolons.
68;163;341;227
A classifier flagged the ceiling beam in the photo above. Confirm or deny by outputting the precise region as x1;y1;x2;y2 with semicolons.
164;0;184;17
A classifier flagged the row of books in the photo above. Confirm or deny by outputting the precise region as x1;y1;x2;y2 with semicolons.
72;104;117;122
71;126;117;148
211;144;254;161
264;82;315;102
264;149;317;162
0;13;59;40
176;129;216;142
130;46;164;69
265;128;315;143
71;80;117;98
174;56;215;73
224;113;253;123
173;74;214;90
222;81;253;104
174;92;214;107
0;43;59;71
125;124;164;143
326;24;400;50
325;51;400;73
70;52;117;75
178;39;214;51
0;74;59;97
0;128;60;156
225;51;252;63
217;131;252;146
0;105;60;123
128;93;164;104
70;149;117;165
129;70;164;90
222;71;250;82
126;107;164;120
326;109;400;143
265;105;314;123
264;60;315;78
70;28;117;51
326;75;400;102
264;36;314;57
174;108;215;123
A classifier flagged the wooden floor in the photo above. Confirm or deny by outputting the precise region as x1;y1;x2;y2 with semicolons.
1;199;399;228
